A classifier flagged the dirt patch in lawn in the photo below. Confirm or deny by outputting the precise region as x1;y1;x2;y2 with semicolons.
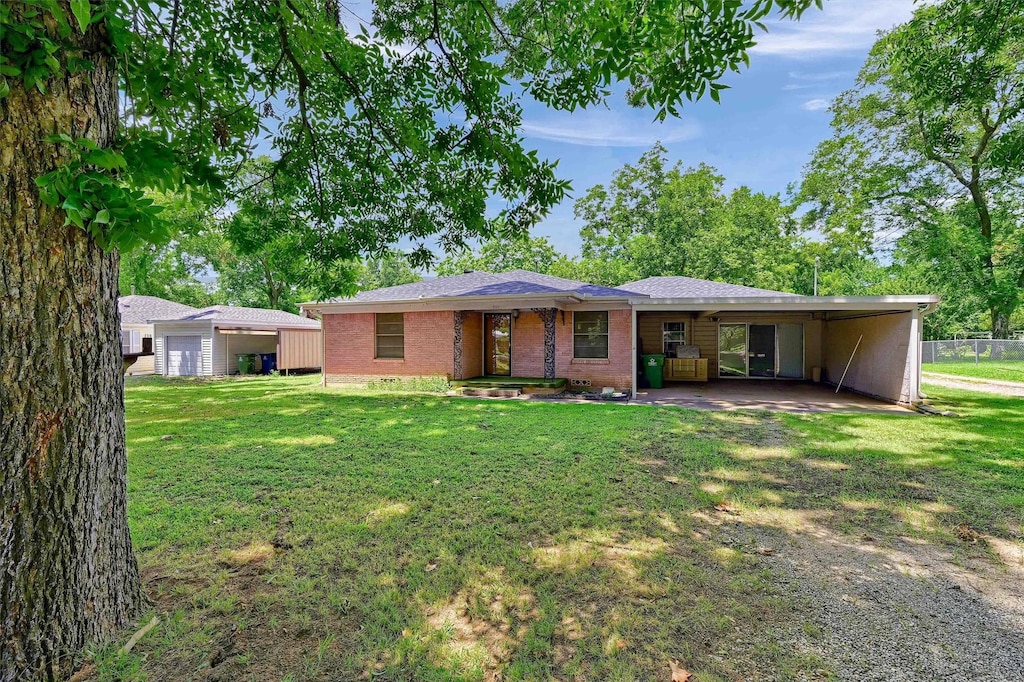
531;530;670;582
420;568;538;677
136;562;346;682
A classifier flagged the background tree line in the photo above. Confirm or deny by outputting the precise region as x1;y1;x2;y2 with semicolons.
121;160;421;311
126;0;1022;341
443;1;1024;340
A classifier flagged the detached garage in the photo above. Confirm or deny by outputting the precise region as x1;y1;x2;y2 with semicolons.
152;305;321;377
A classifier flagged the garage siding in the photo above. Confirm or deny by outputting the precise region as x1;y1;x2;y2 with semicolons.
278;329;323;371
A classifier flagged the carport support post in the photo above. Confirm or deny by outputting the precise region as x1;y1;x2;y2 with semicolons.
909;307;922;403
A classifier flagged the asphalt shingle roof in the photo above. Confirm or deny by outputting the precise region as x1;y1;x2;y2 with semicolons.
153;305;320;327
618;276;798;299
328;269;639;303
118;295;198;325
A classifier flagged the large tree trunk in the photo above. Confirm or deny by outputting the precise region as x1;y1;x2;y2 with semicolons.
1;7;144;681
992;310;1011;341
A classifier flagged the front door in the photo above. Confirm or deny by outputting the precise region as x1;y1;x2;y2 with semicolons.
484;313;512;376
748;324;776;377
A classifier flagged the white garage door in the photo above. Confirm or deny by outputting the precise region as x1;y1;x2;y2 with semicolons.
166;336;202;376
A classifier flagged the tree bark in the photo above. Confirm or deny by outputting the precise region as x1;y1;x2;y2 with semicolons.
1;6;144;681
991;309;1012;342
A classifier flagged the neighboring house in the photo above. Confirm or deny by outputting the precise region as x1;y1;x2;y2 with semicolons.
302;270;939;405
151;305;322;377
119;295;199;376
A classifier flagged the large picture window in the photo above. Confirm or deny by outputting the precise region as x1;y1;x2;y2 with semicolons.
375;313;404;358
573;311;609;359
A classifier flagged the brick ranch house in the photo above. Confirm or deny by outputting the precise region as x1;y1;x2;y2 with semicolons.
301;270;938;405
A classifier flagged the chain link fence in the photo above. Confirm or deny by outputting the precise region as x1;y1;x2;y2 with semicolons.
922;339;1024;364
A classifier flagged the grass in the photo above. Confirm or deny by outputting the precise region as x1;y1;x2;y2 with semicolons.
923;360;1024;383
87;376;1023;681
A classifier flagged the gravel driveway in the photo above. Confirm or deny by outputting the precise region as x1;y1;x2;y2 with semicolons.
923;372;1024;397
704;514;1024;681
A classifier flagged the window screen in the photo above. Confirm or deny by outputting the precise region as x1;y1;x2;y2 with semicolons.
375;313;404;358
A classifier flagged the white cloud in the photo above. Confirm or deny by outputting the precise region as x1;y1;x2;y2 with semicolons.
520;108;701;147
788;70;854;81
782;83;811;91
801;98;831;112
750;0;918;57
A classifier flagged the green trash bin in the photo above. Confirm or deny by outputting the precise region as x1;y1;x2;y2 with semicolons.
237;353;257;375
642;353;666;389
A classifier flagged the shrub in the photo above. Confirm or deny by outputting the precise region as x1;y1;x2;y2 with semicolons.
365;376;451;393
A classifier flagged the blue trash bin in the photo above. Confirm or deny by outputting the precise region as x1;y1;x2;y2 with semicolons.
259;352;277;374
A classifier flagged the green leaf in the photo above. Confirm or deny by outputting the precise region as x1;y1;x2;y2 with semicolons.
93;209;111;224
70;0;91;33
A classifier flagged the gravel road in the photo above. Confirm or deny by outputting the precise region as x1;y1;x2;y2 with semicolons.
923;372;1024;397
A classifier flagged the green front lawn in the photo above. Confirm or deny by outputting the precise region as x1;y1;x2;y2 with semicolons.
92;376;1023;681
923;360;1024;383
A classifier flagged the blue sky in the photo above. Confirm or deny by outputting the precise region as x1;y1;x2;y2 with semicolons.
514;0;917;256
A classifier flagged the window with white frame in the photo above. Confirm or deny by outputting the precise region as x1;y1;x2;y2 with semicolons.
662;321;686;356
120;329;142;354
573;311;609;359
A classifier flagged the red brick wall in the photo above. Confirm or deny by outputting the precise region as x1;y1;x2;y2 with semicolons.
323;307;633;389
323;311;454;383
511;311;546;377
556;309;633;389
459;312;483;380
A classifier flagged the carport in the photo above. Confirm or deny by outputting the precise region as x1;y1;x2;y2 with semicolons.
625;291;940;407
151;305;322;376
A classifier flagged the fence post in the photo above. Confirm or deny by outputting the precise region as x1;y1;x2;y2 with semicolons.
975;339;980;365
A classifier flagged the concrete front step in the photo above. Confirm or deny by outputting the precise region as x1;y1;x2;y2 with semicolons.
457;387;522;398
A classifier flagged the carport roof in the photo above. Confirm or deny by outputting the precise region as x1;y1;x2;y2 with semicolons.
619;276;799;298
631;294;939;311
151;305;320;328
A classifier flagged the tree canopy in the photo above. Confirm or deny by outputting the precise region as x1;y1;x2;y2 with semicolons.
797;0;1024;337
435;226;561;277
4;0;820;266
574;144;800;290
